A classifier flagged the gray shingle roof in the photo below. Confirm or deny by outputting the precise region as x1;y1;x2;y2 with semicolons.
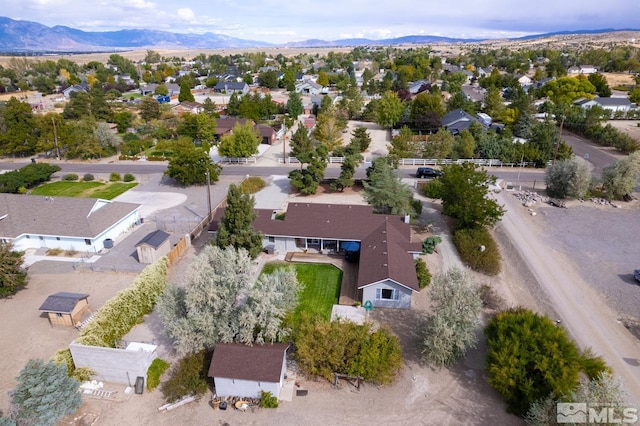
208;343;289;382
135;229;170;249
39;292;89;313
0;194;140;239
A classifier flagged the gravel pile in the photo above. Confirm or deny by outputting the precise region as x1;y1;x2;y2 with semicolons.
512;191;548;207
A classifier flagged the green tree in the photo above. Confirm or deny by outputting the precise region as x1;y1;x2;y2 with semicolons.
89;85;112;121
483;86;505;119
419;267;482;367
9;359;81;426
423;128;454;159
178;80;195;102
485;308;604;416
363;157;413;215
226;92;241;116
452;130;476;159
316;70;329;87
411;91;445;120
428;163;505;229
0;97;39;156
351;127;371;152
258;70;279;89
216;184;264;259
545;156;593;199
313;113;343;151
388;125;419;158
218;122;260;158
629;87;640;104
587;73;612;97
165;143;221;185
0;242;27;298
286;91;303;118
376;91;405;128
282;69;296;92
139;97;161;121
288;145;328;195
539;75;596;105
154;83;169;96
601;151;640;200
289;125;314;165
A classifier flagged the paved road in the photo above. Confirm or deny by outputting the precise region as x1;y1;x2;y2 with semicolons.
562;130;622;177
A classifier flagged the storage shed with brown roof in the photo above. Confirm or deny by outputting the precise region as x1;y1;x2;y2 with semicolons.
208;343;289;398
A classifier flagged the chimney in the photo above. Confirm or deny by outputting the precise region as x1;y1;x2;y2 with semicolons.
404;214;410;224
271;210;277;220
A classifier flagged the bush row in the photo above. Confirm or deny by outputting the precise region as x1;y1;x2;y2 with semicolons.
0;163;60;193
452;227;501;276
76;258;168;347
147;358;170;391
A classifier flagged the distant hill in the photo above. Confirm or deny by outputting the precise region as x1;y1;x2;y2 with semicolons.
0;16;637;52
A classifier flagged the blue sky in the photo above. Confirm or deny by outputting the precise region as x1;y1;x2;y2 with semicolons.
5;0;640;44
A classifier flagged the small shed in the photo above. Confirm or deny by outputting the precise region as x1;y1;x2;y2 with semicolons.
39;292;90;327
135;230;171;264
208;343;289;399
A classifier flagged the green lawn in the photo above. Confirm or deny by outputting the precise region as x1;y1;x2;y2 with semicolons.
262;262;342;323
31;181;138;200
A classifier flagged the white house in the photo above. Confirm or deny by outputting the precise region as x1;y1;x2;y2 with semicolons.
0;194;140;253
208;343;289;399
574;96;635;113
295;80;324;95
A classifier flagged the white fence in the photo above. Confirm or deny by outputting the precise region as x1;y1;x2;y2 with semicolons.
278;156;533;167
219;157;257;164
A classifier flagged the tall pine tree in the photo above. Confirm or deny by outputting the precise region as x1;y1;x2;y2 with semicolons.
216;184;263;258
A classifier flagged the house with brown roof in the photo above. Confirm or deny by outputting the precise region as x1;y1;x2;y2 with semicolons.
208;343;289;398
214;117;277;145
210;203;422;309
0;194;140;253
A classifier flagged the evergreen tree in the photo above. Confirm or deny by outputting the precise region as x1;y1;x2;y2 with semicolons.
9;359;81;426
226;92;241;116
289;125;314;165
286;91;303;118
363;157;413;215
178;80;195;102
216;184;263;258
165;142;221;185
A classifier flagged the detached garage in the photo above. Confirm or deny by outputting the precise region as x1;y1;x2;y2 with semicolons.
208;343;289;399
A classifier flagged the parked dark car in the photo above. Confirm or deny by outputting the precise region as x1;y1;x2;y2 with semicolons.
634;269;640;283
416;167;443;178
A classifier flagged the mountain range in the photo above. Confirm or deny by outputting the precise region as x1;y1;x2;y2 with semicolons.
0;16;637;53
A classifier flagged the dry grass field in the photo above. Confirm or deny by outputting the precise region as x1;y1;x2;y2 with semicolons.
1;31;640;66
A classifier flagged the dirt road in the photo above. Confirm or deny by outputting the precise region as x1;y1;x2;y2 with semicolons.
495;192;640;403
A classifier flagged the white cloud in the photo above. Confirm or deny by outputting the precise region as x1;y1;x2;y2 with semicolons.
177;8;195;21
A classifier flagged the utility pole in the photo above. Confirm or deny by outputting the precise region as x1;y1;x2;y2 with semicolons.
51;116;60;160
281;122;287;164
205;169;212;222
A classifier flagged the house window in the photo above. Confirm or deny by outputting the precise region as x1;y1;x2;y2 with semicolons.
56;237;61;241
39;236;44;240
56;313;63;318
84;239;91;245
376;288;399;301
26;235;30;239
268;236;275;243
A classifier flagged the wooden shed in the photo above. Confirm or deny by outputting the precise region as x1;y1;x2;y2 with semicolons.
208;343;289;399
39;292;90;327
135;230;171;264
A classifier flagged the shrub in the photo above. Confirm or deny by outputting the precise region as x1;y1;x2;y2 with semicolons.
83;173;95;181
421;235;442;254
123;173;135;182
109;172;121;182
0;163;61;193
419;179;442;199
239;176;266;194
160;350;211;402
485;308;608;416
259;390;278;408
76;258;168;347
415;258;432;289
147;358;170;391
453;227;501;275
51;348;75;376
294;317;402;385
62;173;79;181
